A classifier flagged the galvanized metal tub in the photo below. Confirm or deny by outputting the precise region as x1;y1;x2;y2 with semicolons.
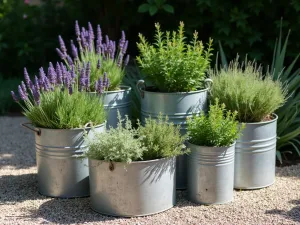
234;114;278;189
89;157;176;217
102;85;131;129
187;142;235;205
137;79;212;190
23;123;105;198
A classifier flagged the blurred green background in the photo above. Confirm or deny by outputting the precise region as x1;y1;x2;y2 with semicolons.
1;0;300;114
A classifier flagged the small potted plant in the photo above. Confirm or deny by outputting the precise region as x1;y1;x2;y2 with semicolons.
210;58;288;189
85;114;187;217
186;99;244;204
136;22;213;189
11;63;106;198
56;21;131;128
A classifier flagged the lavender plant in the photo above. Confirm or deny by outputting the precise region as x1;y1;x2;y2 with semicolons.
136;22;213;92
11;63;106;129
56;21;130;92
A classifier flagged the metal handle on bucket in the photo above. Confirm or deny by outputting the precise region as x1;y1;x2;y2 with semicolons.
204;78;213;90
21;123;41;136
136;80;145;98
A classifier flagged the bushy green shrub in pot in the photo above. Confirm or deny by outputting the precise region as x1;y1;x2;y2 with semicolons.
85;115;187;217
12;64;106;198
187;100;243;204
210;58;288;189
136;22;213;189
57;21;131;129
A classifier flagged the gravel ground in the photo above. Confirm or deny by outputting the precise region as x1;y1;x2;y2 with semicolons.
1;116;300;225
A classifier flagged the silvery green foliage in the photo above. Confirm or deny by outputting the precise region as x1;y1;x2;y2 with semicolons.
85;115;147;163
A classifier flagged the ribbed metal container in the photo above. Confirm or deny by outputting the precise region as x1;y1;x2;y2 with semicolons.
234;114;278;189
187;142;235;204
103;85;131;129
32;124;105;198
89;157;176;217
137;80;211;190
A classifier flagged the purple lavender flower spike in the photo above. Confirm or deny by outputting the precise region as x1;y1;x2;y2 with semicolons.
103;72;107;87
81;31;87;50
119;30;126;50
105;35;109;46
21;81;27;94
11;91;19;102
86;62;91;89
58;35;67;54
79;67;86;91
66;55;73;65
32;86;40;105
124;55;130;66
122;40;128;55
34;75;40;90
117;54;123;67
56;62;63;84
48;63;57;85
56;48;66;60
64;71;71;88
39;67;46;79
88;22;95;40
71;66;76;81
18;85;28;101
44;76;50;91
61;63;67;80
71;41;78;60
75;20;80;37
97;25;102;43
24;68;31;89
97;77;103;94
96;40;101;54
97;59;101;69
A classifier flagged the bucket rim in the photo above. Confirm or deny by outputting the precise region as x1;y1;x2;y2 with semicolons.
89;85;131;95
34;122;106;131
88;156;175;165
186;141;236;149
141;87;209;95
239;113;278;125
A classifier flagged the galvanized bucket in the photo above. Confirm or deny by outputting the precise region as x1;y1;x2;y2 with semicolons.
136;79;212;189
102;85;131;129
89;157;176;217
234;114;278;189
187;142;235;205
22;123;105;198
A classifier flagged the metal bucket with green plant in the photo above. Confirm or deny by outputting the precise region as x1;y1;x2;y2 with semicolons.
136;21;213;189
56;21;131;128
85;114;187;217
209;58;288;189
186;99;244;204
11;63;106;198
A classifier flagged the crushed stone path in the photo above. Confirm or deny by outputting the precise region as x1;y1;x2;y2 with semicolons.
1;117;300;225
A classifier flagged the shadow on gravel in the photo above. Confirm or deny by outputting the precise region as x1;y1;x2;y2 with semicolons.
0;173;44;204
265;199;300;223
276;165;300;178
31;198;119;224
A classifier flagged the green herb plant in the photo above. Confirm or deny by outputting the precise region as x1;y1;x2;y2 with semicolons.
138;114;188;160
209;58;288;123
187;99;244;147
85;113;187;163
136;22;213;92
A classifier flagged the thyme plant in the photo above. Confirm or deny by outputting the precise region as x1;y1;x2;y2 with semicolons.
57;21;130;92
187;99;244;147
85;114;187;163
11;63;106;129
136;22;213;92
209;58;288;123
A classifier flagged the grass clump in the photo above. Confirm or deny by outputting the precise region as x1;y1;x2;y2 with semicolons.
209;58;288;122
187;99;244;147
136;22;213;92
85;114;187;163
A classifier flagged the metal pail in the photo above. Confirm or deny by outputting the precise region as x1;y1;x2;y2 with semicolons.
22;123;105;198
89;157;176;217
187;142;235;204
234;114;278;189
